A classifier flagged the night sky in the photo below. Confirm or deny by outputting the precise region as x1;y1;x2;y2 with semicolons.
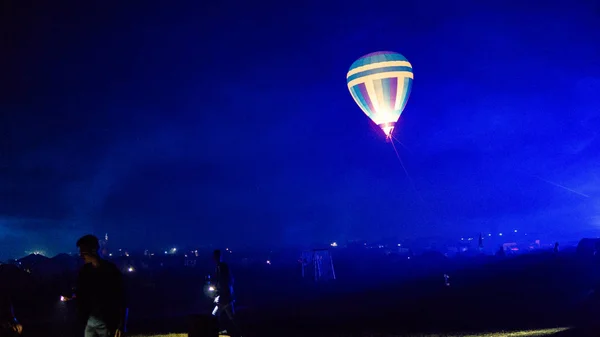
2;1;599;258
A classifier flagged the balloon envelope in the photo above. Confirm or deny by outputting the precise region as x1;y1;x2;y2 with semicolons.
346;51;413;139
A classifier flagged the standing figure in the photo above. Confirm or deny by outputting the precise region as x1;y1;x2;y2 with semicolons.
212;249;241;337
75;234;128;337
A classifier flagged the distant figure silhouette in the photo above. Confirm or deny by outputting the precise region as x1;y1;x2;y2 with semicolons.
0;291;22;336
496;245;506;257
74;234;128;337
212;249;241;337
554;242;559;254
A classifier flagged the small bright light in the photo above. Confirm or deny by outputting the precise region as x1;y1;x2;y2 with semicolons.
128;267;134;272
109;253;113;257
397;244;401;247
499;233;503;236
330;242;338;247
164;251;168;254
407;256;411;260
514;229;518;233
60;296;66;302
214;295;220;304
266;260;271;265
208;286;215;292
381;125;394;139
488;234;492;237
212;305;219;316
460;238;464;241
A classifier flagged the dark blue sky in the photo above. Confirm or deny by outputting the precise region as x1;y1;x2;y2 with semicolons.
2;0;599;257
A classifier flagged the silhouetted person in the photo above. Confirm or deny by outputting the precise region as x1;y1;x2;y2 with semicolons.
75;235;128;337
0;291;22;336
212;249;240;336
554;242;559;254
496;245;506;257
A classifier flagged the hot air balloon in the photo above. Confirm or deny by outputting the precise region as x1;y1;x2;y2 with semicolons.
346;51;413;140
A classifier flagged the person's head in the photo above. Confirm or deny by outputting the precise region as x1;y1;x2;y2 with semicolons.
212;249;222;264
76;234;100;264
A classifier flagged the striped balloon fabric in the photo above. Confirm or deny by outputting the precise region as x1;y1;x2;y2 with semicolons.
346;51;413;139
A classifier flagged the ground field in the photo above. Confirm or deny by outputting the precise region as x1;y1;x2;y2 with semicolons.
133;327;570;337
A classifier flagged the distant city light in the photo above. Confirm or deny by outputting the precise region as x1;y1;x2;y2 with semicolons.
60;296;66;302
330;242;338;247
397;244;401;247
499;233;503;236
514;229;518;233
266;260;271;265
208;286;215;292
128;267;134;272
109;253;113;257
460;238;464;241
488;234;492;237
26;250;47;256
164;251;168;254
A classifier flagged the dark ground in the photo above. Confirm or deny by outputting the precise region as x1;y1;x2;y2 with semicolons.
10;250;600;337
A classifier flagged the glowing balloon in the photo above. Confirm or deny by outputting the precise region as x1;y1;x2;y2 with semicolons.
346;51;413;140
